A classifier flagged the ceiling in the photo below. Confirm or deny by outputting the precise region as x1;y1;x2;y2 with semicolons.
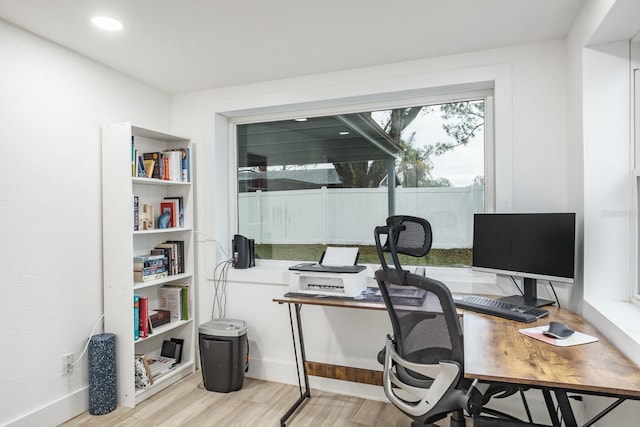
0;0;586;94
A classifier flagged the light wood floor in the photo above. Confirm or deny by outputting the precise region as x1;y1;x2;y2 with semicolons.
59;373;415;426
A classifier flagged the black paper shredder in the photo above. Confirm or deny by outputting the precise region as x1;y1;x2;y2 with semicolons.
199;319;248;392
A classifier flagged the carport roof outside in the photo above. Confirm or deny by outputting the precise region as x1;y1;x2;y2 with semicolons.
237;113;402;168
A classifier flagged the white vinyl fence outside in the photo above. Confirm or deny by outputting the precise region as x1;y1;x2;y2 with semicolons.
238;185;483;249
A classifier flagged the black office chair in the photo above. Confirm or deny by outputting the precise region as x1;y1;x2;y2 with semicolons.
374;215;538;427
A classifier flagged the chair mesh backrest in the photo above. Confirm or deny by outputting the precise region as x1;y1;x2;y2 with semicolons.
375;216;432;278
383;215;432;258
376;270;464;371
374;215;463;377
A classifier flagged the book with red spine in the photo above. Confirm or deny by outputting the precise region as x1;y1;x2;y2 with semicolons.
139;296;149;338
160;200;178;228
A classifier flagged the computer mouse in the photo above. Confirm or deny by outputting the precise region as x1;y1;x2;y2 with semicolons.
543;321;575;339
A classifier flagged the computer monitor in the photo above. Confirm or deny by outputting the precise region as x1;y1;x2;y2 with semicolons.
471;212;576;307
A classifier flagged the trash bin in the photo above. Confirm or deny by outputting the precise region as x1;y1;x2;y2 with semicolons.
199;319;248;392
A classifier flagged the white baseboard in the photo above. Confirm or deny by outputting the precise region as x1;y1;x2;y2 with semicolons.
5;387;88;427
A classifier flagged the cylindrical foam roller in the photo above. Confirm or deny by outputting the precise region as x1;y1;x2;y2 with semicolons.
88;333;117;415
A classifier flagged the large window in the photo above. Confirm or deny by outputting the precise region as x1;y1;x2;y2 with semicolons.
235;93;492;267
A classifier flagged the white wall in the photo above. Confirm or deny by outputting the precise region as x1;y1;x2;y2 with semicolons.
0;20;171;426
566;0;640;423
171;39;571;408
6;0;640;423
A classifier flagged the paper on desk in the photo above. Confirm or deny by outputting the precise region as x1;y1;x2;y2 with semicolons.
321;246;359;266
519;326;599;347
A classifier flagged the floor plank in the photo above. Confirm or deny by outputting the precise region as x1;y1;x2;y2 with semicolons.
59;373;414;426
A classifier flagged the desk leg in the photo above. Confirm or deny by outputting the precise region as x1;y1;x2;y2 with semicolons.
542;389;561;426
280;303;311;426
554;391;577;427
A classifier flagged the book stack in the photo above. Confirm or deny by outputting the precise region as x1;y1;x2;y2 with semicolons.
149;309;170;328
158;284;190;321
146;355;176;380
152;240;184;276
133;254;168;282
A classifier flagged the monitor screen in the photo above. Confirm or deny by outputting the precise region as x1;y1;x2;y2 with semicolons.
472;213;576;283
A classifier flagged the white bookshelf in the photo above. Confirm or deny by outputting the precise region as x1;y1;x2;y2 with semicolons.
102;122;195;407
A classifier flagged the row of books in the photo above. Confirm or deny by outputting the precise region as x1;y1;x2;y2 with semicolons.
133;240;185;282
158;284;190;322
134;295;163;340
134;340;183;388
131;136;191;182
133;284;189;340
133;196;184;231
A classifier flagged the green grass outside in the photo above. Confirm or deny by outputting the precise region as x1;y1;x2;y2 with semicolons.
255;244;472;267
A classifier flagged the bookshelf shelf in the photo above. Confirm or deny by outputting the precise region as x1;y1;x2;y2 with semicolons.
133;177;191;186
134;319;193;343
134;360;195;404
102;122;196;408
133;227;192;236
134;273;193;290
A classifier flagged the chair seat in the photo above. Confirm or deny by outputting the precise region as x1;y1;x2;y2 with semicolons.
399;347;454;386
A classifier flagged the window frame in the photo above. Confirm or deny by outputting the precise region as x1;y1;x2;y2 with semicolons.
228;89;496;263
632;41;640;305
633;66;640;304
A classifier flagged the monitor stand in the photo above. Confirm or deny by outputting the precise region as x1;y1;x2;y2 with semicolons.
498;277;555;307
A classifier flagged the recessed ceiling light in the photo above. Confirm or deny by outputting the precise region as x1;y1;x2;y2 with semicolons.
294;118;308;122
339;131;350;135
91;16;123;31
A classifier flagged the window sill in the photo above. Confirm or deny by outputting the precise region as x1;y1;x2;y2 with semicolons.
225;259;502;295
583;298;640;367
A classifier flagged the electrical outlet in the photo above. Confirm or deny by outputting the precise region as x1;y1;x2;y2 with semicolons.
62;352;74;375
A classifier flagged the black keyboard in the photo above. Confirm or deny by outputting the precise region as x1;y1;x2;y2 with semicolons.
454;295;549;323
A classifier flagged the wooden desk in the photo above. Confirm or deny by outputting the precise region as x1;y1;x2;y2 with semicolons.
464;307;640;426
275;294;640;426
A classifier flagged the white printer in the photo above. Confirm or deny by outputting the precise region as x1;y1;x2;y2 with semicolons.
287;247;368;297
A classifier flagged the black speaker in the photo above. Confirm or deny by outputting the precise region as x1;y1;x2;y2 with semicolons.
232;234;254;269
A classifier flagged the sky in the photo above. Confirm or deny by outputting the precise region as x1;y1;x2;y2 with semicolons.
400;107;484;187
373;105;484;187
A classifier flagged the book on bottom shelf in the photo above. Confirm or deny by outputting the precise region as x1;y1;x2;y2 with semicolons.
135;354;153;388
146;355;176;380
161;338;184;363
